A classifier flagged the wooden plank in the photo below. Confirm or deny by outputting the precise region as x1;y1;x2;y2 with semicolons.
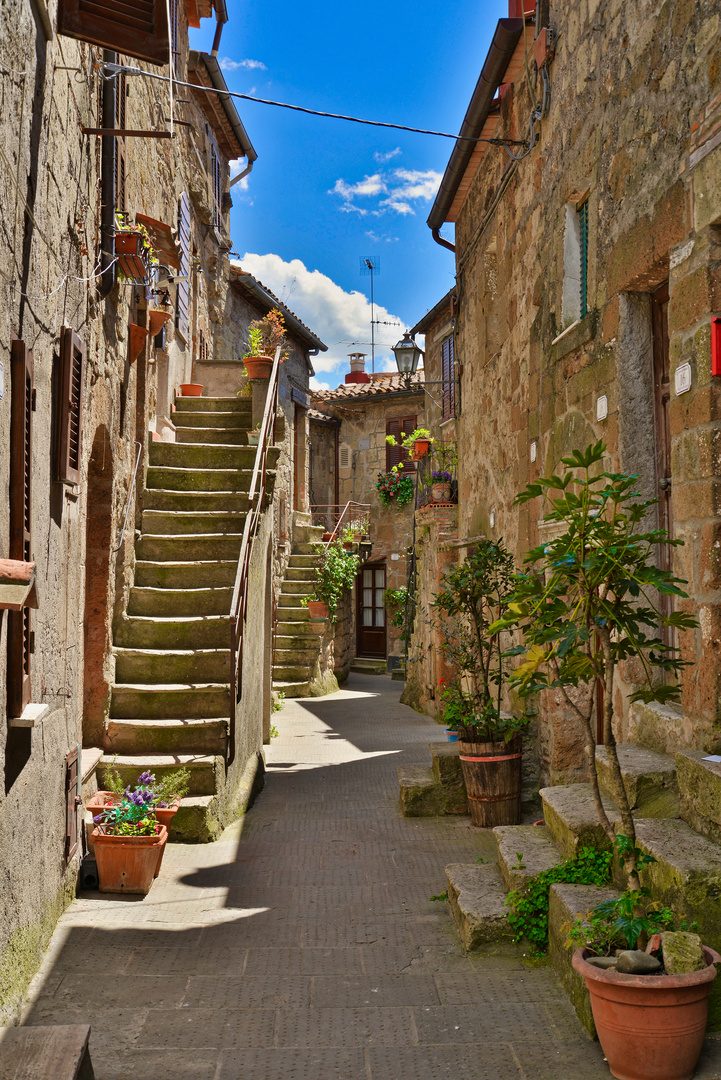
0;1024;94;1080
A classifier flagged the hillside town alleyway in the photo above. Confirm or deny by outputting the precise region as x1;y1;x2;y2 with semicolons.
21;675;720;1079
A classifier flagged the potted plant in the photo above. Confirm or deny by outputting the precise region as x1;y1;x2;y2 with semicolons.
247;421;262;447
385;427;435;461
128;323;149;363
376;467;414;509
179;382;203;397
88;764;190;830
114;212;157;283
431;470;453;502
500;442;703;1077
433;538;528;827
243;308;287;380
90;773;167;894
303;540;359;624
148;306;172;337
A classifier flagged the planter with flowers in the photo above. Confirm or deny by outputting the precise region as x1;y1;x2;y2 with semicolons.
243;308;287;380
114;213;157;283
376;468;414;509
385;427;435;462
90;771;169;894
431;470;453;502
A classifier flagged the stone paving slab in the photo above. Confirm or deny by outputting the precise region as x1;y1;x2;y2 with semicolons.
19;673;721;1079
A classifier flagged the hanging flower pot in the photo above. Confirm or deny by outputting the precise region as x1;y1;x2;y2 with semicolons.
148;309;172;337
92;824;168;894
115;231;151;282
179;383;203;397
412;438;431;460
128;323;149;363
244;355;274;380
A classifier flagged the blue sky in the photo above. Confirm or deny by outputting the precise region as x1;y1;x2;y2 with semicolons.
189;0;507;386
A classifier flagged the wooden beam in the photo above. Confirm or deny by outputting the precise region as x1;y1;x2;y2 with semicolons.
81;127;173;139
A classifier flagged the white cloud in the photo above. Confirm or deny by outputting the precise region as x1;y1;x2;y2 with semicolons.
330;166;441;217
236;253;406;381
374;147;402;164
365;230;398;244
220;57;267;71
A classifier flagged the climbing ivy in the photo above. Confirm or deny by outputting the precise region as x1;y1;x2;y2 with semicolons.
506;847;613;950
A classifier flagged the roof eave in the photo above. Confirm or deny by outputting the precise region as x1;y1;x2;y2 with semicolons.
410;289;454;336
189;51;258;164
230;270;327;364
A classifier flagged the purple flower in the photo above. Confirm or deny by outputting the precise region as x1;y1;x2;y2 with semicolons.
138;771;155;784
93;813;104;823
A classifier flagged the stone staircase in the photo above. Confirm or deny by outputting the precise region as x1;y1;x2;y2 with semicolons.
398;742;468;816
98;395;279;841
441;742;721;1033
272;522;338;698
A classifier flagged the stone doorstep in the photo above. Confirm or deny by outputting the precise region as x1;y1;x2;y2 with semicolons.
0;1023;94;1080
444;863;513;951
97;754;218;798
676;748;721;846
595;743;679;818
397;763;467;818
494;824;561;892
104;717;228;756
428;741;463;787
540;784;621;859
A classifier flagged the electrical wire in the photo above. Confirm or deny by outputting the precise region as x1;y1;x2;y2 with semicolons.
102;64;529;148
13;256;118;301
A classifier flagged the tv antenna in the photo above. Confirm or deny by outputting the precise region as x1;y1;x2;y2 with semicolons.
360;256;380;373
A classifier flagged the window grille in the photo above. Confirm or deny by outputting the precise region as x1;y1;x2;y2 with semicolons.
9;340;33;716
209;136;222;233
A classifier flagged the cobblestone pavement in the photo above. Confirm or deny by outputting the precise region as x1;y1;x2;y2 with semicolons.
22;675;721;1078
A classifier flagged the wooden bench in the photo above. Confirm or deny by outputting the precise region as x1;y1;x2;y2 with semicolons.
0;1024;94;1080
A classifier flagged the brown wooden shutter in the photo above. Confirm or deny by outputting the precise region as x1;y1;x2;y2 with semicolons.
400;417;416;471
57;327;85;485
65;748;79;862
176;192;191;343
385;416;416;472
9;340;33;716
57;0;170;66
441;336;455;421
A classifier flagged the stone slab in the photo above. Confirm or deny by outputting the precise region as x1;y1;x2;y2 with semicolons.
444;863;513;951
493;825;561;892
595;743;679;818
677;749;721;846
0;1024;94;1080
398;765;446;817
540;785;620;859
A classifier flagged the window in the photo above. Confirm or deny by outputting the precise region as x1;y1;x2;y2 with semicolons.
56;328;85;485
198;328;209;362
386;416;416;473
170;0;181;73
57;0;170;66
561;194;590;329
209;132;222;233
176;192;190;343
9;340;33;717
441;335;456;420
65;748;79;862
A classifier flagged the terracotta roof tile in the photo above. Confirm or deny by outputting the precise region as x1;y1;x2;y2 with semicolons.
312;372;424;404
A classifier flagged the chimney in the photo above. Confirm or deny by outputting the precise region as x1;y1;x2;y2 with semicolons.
345;352;370;384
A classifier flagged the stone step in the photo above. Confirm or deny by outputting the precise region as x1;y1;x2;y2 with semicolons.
272;664;314;682
398;765;443;816
595;743;679;818
292;526;324;544
275;619;317;636
98;754;219;797
281;580;314;596
285;567;316;582
494;825;562;892
110;683;231;720
105;717;228;755
274;644;321;663
445;863;513;951
174;396;249;412
136;533;242;562
128;586;233;617
429;741;464;789
540;784;620;859
146;465;251;493
171;795;218;843
150;441;279;472
141;510;245;536
278;594;310;609
114;647;229;684
291;544;322;558
676;748;721;846
142;490;249;514
350;658;386;674
134;560;237;589
175;426;248;445
173;409;249;429
271;679;315;698
115;614;230;650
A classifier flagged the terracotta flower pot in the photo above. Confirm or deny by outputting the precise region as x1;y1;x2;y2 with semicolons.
306;600;328;620
128;323;149;363
431;482;452;502
244;355;273;380
457;734;522;827
86;791;121;819
92;824;167;894
572;946;721;1080
115;231;150;281
148;309;172;336
154;799;181;830
179;383;203;396
412;438;431;460
322;532;333;542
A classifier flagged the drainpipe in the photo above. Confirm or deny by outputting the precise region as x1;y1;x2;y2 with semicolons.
229;157;253;188
100;50;117;297
432;228;456;253
210;0;228;56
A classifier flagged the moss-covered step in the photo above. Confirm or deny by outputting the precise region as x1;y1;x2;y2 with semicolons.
398;765;448;816
170;795;219;842
174;426;247;445
540;785;621;859
98;753;220;796
141;510;245;536
134;560;237;589
272;664;314;683
149;442;260;470
291;545;323;558
115;614;231;650
676;749;721;846
142;490;249;514
281;580;314;596
173;409;249;428
110;683;230;720
135;533;242;562
127;585;234;618
445;863;513;950
548;882;621;1037
494;825;562;892
274;623;319;642
285;566;316;582
105;717;228;755
174;395;249;412
429;742;468;813
146;465;254;492
113;647;229;684
273;646;322;666
595;743;679;818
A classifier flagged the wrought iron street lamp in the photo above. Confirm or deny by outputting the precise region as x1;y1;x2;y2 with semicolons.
392;330;423;379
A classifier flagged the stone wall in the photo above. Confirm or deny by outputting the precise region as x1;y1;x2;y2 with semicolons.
438;0;721;784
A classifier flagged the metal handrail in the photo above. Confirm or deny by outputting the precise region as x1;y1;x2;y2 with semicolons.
228;345;281;764
310;502;371;546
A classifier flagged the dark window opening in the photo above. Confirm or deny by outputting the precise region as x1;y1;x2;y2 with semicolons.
579;199;589;320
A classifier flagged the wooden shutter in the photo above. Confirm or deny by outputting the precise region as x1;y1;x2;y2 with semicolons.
385;416;416;472
65;748;79;862
115;68;127;212
441;335;455;421
176;192;190;343
57;327;85;485
9;340;33;716
56;0;170;66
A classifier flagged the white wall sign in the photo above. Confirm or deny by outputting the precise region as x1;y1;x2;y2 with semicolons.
0;361;3;399
675;362;692;396
596;394;608;421
490;509;496;528
530;440;537;462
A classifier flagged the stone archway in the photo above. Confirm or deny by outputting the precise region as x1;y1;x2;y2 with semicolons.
82;426;114;747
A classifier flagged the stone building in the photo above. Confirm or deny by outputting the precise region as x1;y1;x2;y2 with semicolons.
410;0;721;785
0;0;299;1023
310;355;425;671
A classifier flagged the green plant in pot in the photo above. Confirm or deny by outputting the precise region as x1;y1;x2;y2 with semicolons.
243;308;287;380
433;538;528;827
385;426;434;460
497;441;715;1080
301;540;359;623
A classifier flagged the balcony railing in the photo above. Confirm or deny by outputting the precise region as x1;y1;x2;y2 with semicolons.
310;502;371;545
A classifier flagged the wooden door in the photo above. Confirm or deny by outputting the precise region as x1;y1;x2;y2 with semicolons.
356;564;386;658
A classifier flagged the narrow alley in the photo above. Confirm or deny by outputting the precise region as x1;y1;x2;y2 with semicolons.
20;675;614;1080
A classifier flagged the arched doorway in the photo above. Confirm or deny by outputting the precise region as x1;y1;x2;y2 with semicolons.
82;426;113;747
